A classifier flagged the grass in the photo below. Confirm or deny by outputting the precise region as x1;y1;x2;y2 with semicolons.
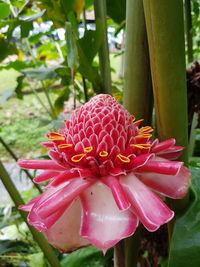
0;70;53;161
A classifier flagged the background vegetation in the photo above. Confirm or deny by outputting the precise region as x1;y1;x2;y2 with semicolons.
0;0;200;266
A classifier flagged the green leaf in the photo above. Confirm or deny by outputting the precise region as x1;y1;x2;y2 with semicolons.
18;10;46;22
168;167;200;266
38;0;66;27
60;246;113;267
55;65;71;85
66;22;79;69
106;0;126;24
67;11;79;37
76;19;103;92
0;240;29;254
0;60;36;71
54;87;70;114
20;21;33;38
28;252;45;267
78;19;103;63
0;38;17;62
22;66;57;80
60;0;74;15
15;75;25;99
0;2;10;20
85;0;93;9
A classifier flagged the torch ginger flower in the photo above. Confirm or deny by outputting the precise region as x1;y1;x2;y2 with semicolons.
18;94;190;253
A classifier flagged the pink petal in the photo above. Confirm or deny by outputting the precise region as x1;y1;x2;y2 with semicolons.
41;142;54;148
102;176;130;210
131;153;155;168
19;195;41;212
151;139;175;153
137;166;190;199
44;198;90;253
33;171;60;183
49;170;79;186
80;182;138;252
24;182;72;231
120;173;174;231
137;160;183;175
18;159;65;171
28;203;67;231
157;146;184;160
36;178;94;219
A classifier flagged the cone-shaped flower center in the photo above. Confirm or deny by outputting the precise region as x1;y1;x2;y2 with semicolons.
47;94;153;177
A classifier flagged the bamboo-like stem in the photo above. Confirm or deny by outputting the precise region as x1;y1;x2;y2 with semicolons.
114;242;125;267
185;0;193;63
121;1;153;266
94;0;112;94
0;161;61;267
124;0;153;124
0;137;42;194
82;8;88;102
143;0;189;239
143;0;189;164
124;228;141;267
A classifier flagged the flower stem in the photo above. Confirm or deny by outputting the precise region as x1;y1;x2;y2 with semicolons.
94;0;112;94
114;241;125;267
124;0;153;124
124;228;141;267
143;0;189;239
0;160;61;267
185;0;193;63
143;0;189;164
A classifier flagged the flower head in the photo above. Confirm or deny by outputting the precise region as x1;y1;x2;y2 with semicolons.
19;94;190;253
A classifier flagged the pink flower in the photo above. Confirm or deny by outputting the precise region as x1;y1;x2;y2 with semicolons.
18;94;190;253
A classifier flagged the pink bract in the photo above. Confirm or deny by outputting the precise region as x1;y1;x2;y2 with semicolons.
18;94;190;253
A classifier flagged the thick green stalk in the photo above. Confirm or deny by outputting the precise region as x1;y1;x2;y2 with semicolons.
185;0;193;63
143;0;189;241
0;161;61;267
143;0;188;164
124;0;153;124
94;0;112;94
122;1;152;266
0;137;42;194
124;228;141;267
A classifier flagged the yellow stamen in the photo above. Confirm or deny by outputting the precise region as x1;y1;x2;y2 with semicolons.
99;151;108;157
49;136;65;141
58;144;73;149
71;154;86;162
130;144;151;149
48;132;65;141
117;154;130;163
132;115;136;122
84;147;93;153
47;132;64;137
134;119;144;125
140;126;154;133
135;134;152;138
